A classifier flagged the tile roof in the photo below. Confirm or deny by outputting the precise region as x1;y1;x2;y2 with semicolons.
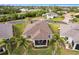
0;23;13;39
23;20;52;40
60;23;79;43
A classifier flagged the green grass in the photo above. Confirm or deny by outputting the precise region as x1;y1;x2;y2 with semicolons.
12;45;26;55
50;17;64;21
57;47;79;55
48;23;59;33
28;46;53;55
13;23;26;37
0;39;5;47
72;18;79;23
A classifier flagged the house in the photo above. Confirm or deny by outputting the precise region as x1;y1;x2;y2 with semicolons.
22;20;52;47
0;23;13;40
0;45;6;54
20;8;28;13
0;23;13;53
62;13;73;24
42;12;58;19
60;23;79;50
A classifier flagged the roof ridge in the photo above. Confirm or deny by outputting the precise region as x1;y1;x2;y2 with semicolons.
23;20;46;34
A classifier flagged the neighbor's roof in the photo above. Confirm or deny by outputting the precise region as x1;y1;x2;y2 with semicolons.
23;20;52;40
0;23;13;39
43;12;58;17
62;13;73;23
60;23;79;43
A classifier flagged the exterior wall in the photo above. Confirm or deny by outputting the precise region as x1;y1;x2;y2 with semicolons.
67;37;73;44
72;43;77;50
47;15;54;19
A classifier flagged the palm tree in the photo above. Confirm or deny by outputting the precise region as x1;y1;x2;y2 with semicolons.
16;36;29;48
11;36;30;54
2;36;31;55
50;33;65;55
3;39;12;55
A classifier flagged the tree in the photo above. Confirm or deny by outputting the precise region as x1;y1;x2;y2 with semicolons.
3;39;12;55
0;16;7;22
3;36;30;55
50;33;65;55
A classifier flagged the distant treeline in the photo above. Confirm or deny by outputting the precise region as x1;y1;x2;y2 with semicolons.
0;10;47;22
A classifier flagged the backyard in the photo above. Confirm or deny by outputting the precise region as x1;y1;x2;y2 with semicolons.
58;47;79;55
50;16;64;22
48;23;60;33
28;46;53;55
13;23;27;37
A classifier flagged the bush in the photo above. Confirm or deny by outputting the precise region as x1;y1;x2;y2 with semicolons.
75;15;79;18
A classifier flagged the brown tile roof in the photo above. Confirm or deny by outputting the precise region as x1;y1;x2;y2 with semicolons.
60;23;79;43
23;20;52;40
0;23;13;39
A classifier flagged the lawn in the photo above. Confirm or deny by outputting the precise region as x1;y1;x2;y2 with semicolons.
27;46;53;55
57;47;79;55
0;39;6;47
13;23;26;37
50;16;64;22
24;17;45;21
48;23;60;33
11;45;26;55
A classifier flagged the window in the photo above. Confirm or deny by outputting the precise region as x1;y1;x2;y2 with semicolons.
75;44;79;50
48;35;51;38
35;40;46;45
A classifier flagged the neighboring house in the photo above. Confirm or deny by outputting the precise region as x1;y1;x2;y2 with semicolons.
42;12;58;19
0;23;13;40
62;13;73;24
60;23;79;50
0;45;6;54
28;9;41;12
22;20;52;47
0;23;13;53
20;8;28;13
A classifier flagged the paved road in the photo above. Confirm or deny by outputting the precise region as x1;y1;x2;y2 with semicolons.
7;20;28;25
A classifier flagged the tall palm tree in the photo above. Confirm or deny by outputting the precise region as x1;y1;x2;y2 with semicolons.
11;36;30;54
16;36;29;49
3;39;12;55
2;36;31;55
50;33;65;55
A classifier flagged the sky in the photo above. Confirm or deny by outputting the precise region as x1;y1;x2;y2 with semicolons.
0;0;79;4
